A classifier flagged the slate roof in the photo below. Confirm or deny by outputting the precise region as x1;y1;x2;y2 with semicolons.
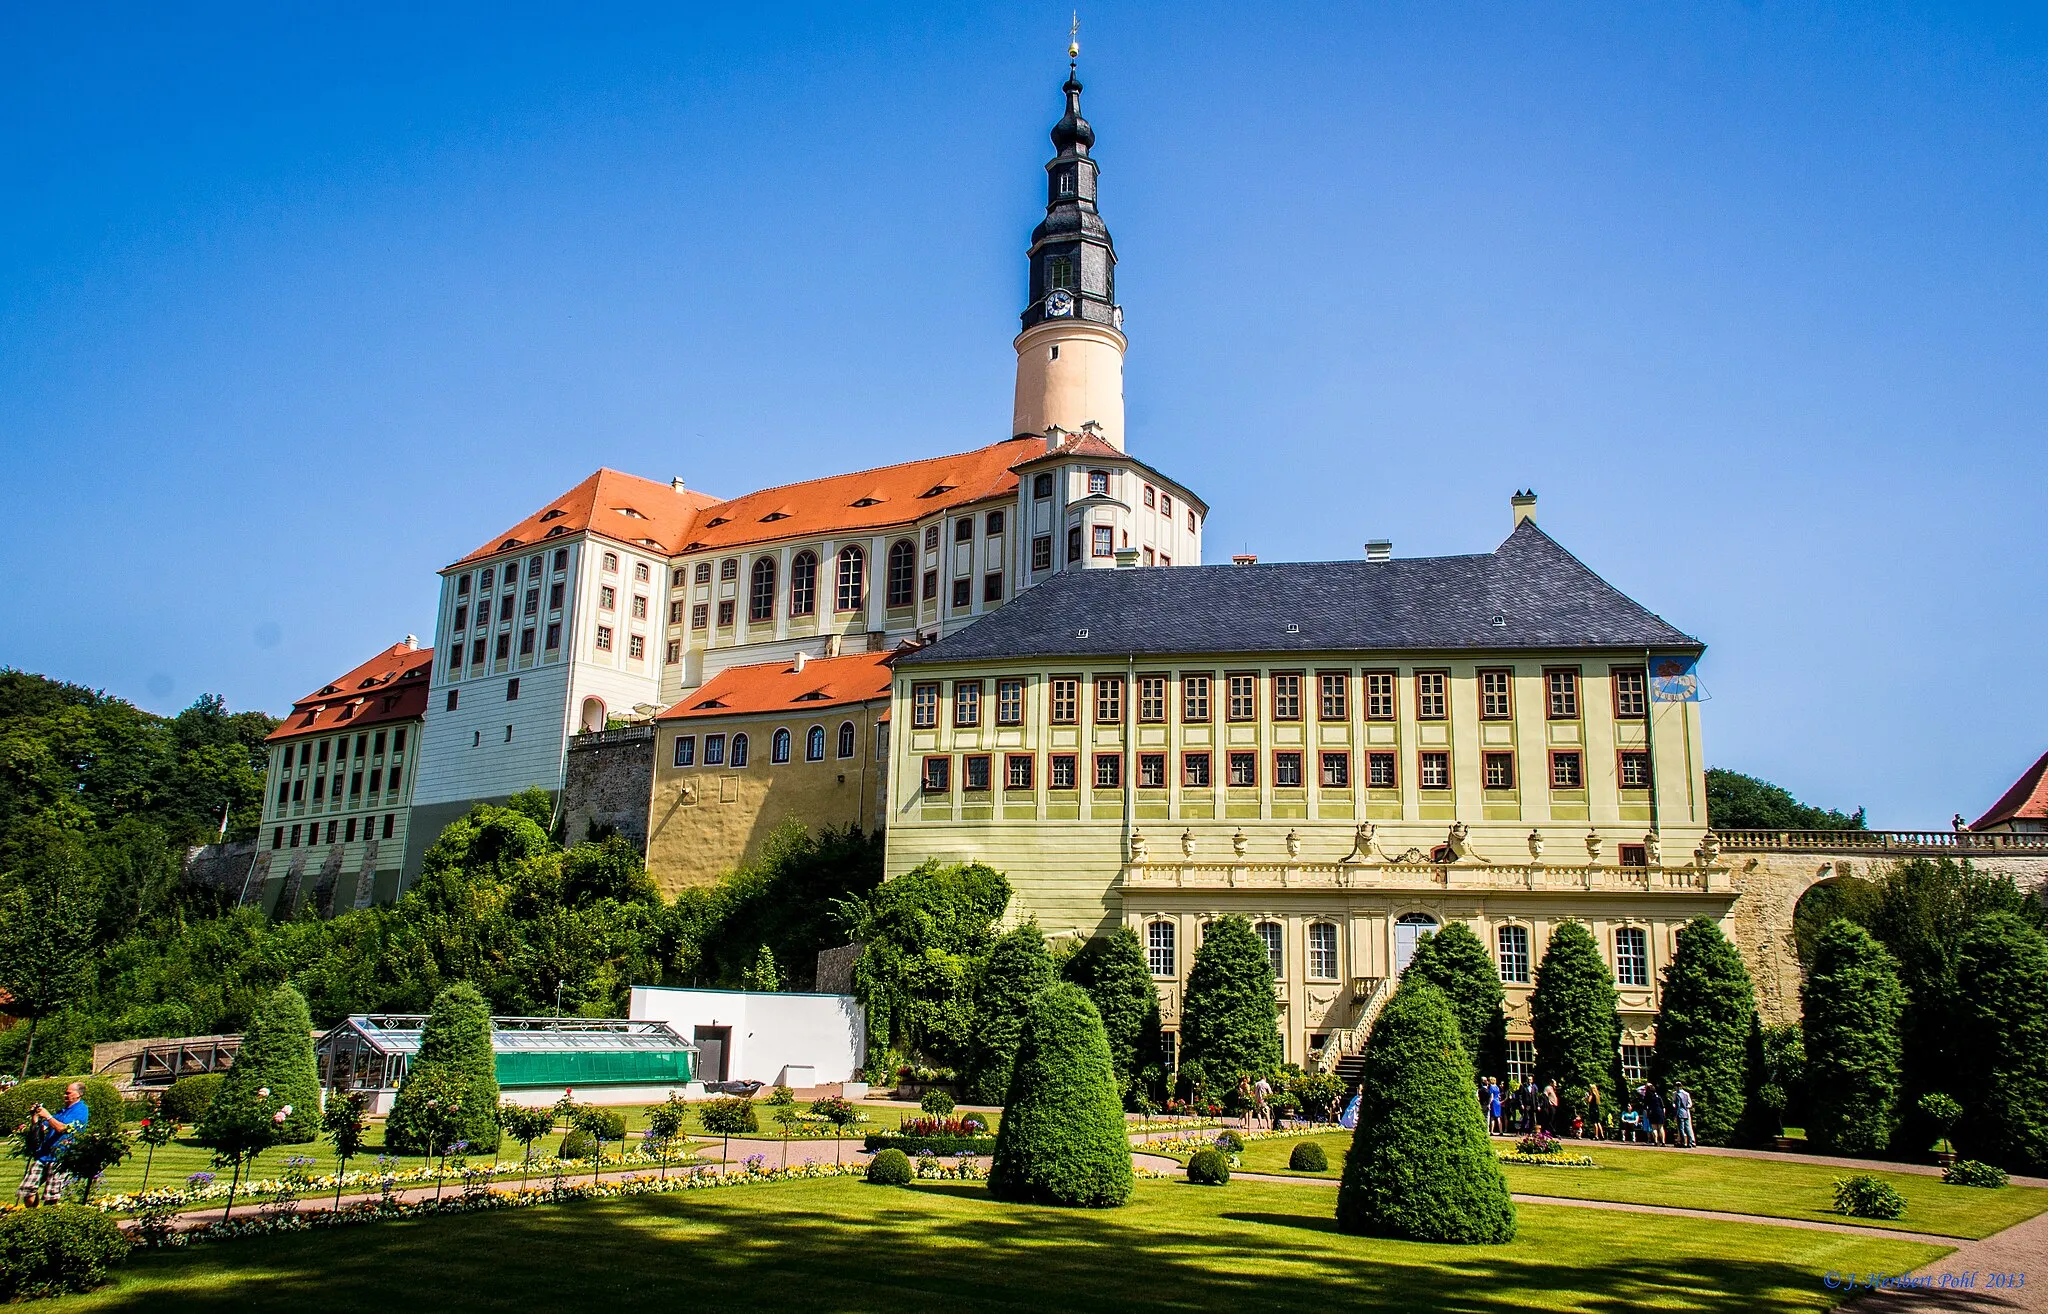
897;520;1701;666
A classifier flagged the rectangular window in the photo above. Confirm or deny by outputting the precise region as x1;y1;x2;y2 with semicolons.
344;817;356;843
1613;668;1647;719
1033;472;1054;499
1138;753;1167;788
1094;676;1123;724
1415;671;1447;720
1182;674;1210;722
668;599;684;625
1320;751;1349;788
453;604;468;631
1619;750;1652;789
1419;751;1450;790
471;638;486;666
367;768;382;793
1497;925;1531;983
1094;753;1123;789
1318;673;1347;721
349;772;362;797
1143;485;1155;508
1366;672;1395;720
1068;525;1083;565
445;689;459;712
1183;752;1211;787
924;525;940;550
1147;922;1175;978
1049;754;1077;790
716;600;735;626
499;595;515;623
494;633;511;660
911;682;940;729
986;510;1005;536
628;634;645;660
1091;525;1113;557
600;585;615;610
457;575;472;596
1621;1044;1653;1083
1308;923;1338;980
1480;670;1513;720
1227;674;1257;721
1551;750;1584;789
550;582;565;610
272;827;283;850
1005;754;1033;789
720;558;738;582
519;628;535;655
1506;1040;1536;1085
996;678;1025;726
983;571;1003;602
953;681;982;728
922;756;950;792
1484;752;1515;789
1548;669;1580;720
665;639;681;664
703;734;726;766
963;755;991;792
1031;535;1052;571
1161;493;1172;516
1272;673;1301;721
1138;675;1166;723
506;678;520;701
954;518;974;543
595;626;613;652
951;577;971;608
1620;844;1648;868
922;569;938;601
1615;927;1650;987
694;561;711;585
673;735;695;768
526;588;540;617
691;604;708;630
1050;677;1079;724
1368;752;1397;788
1228;751;1257;788
1273;751;1303;788
544;625;559;654
289;824;300;848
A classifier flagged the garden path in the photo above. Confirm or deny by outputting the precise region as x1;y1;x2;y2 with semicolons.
1839;1209;2047;1313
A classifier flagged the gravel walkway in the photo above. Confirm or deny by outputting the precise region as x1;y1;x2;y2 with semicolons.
1838;1211;2047;1314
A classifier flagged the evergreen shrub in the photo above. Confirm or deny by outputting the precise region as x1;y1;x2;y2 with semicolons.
1651;917;1756;1146
1942;1159;2009;1189
196;984;321;1147
0;1078;124;1142
1803;921;1906;1156
1832;1175;1906;1220
965;922;1055;1105
1177;916;1281;1098
919;1090;957;1117
1062;927;1165;1107
1530;923;1621;1099
0;1207;128;1301
154;1074;223;1126
866;1148;912;1185
1288;1141;1328;1172
1214;1130;1244;1153
1404;922;1509;1078
559;1128;597;1160
1185;1149;1230;1185
1951;914;2048;1175
987;984;1133;1208
385;984;503;1155
1335;981;1516;1244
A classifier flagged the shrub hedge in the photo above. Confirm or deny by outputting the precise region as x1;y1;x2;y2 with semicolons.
1288;1141;1328;1172
559;1128;598;1160
1943;1159;2010;1189
196;984;322;1149
1952;913;2048;1175
385;983;503;1155
987;983;1133;1208
965;921;1056;1105
1336;980;1517;1244
1185;1149;1230;1185
866;1148;912;1185
0;1206;129;1300
1803;921;1906;1156
154;1074;224;1126
862;1133;997;1156
0;1078;124;1144
1832;1175;1906;1220
1177;916;1282;1097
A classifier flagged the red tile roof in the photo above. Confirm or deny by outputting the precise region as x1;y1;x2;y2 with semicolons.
1972;748;2048;831
454;469;722;568
268;641;435;742
656;652;895;721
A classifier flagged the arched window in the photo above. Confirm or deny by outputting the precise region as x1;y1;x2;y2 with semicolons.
886;538;916;607
1393;912;1438;974
1146;921;1176;978
789;551;817;616
806;726;827;762
835;545;865;611
1255;921;1284;976
837;721;856;759
1308;922;1340;980
729;733;749;768
771;729;792;764
748;557;777;622
602;552;618;572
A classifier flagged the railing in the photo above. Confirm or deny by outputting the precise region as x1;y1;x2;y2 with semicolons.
1317;976;1393;1074
1714;828;2048;855
112;1038;241;1087
1122;861;1722;894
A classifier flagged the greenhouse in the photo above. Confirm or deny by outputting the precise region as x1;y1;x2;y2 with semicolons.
317;1014;697;1112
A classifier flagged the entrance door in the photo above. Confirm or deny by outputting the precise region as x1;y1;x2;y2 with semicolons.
1394;914;1440;974
693;1026;731;1083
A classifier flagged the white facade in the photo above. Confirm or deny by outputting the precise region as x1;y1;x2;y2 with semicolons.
629;986;865;1088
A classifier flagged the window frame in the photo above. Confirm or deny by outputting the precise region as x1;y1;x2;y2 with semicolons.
1618;748;1653;790
1418;750;1451;791
1137;752;1167;789
1318;672;1348;722
1048;753;1078;791
1137;674;1167;723
1049;677;1079;725
1271;672;1302;722
921;755;951;793
1483;751;1516;790
995;678;1025;727
1612;666;1648;720
1414;670;1448;721
963;754;992;793
886;539;917;607
806;725;827;762
1094;675;1124;725
1005;753;1033;790
1307;922;1339;981
771;728;792;764
1549;748;1585;790
1182;751;1212;788
748;557;777;622
835;545;866;612
1255;921;1284;977
1497;924;1531;983
1614;926;1650;987
1093;752;1123;790
1226;673;1257;722
1365;671;1396;721
1479;668;1514;720
953;680;982;728
838;721;857;759
1181;673;1211;722
789;551;818;616
1227;750;1257;788
1546;668;1581;720
910;682;940;729
1273;750;1304;789
1319;750;1349;789
1147;921;1176;978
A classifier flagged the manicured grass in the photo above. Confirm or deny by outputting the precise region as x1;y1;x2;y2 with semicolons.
1196;1131;2048;1240
46;1177;1945;1313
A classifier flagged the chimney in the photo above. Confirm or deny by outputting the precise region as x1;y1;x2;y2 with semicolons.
1114;547;1140;569
672;477;687;493
1043;424;1067;453
793;651;808;673
1512;489;1538;527
1232;553;1258;567
1364;540;1392;562
404;634;418;650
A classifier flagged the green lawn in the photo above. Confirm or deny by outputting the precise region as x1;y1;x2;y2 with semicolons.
1198;1131;2048;1240
47;1177;1944;1313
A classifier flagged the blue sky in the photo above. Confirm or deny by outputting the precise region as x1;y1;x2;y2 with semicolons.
2;3;2042;826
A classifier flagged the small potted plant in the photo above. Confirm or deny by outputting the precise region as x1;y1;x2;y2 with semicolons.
1919;1092;1963;1167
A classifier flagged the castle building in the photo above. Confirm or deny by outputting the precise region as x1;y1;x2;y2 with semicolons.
253;638;433;913
404;65;1205;884
884;499;1726;1076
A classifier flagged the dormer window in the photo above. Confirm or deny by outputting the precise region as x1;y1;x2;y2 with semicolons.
851;496;882;508
1087;470;1109;496
539;509;565;522
921;485;955;499
705;516;730;527
760;511;789;522
613;506;645;519
545;526;566;537
499;538;522;550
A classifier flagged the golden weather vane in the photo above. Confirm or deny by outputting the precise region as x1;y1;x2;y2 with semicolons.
1069;11;1080;64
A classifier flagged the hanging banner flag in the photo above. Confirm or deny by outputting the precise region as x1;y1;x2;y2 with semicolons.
1649;655;1700;703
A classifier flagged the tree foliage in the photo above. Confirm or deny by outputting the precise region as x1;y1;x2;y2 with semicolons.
966;922;1056;1105
197;983;321;1150
1802;920;1906;1156
847;859;1010;1070
1177;915;1281;1097
385;983;503;1155
0;832;99;1077
1403;922;1508;1080
987;983;1132;1208
1529;922;1620;1097
1336;980;1516;1243
1705;768;1865;832
667;822;882;991
1062;927;1163;1108
1950;913;2048;1174
1651;917;1756;1146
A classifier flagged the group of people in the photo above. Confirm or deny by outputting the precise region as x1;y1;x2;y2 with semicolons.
1234;1075;1276;1132
1476;1075;1697;1147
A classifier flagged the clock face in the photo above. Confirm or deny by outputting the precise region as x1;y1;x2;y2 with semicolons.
1045;289;1075;318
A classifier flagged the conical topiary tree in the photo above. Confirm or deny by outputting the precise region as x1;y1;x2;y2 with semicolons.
966;922;1056;1105
1336;979;1516;1243
987;983;1132;1207
1530;921;1621;1097
386;983;504;1155
1063;927;1164;1107
1178;915;1281;1099
1404;922;1508;1080
1802;919;1905;1156
198;983;321;1147
1951;913;2048;1174
1651;917;1756;1146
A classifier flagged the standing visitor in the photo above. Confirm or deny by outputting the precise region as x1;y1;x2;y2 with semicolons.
1236;1076;1254;1134
1543;1082;1561;1135
1488;1079;1504;1135
1645;1084;1667;1146
1674;1085;1696;1148
1584;1082;1606;1140
1252;1075;1273;1132
15;1082;88;1207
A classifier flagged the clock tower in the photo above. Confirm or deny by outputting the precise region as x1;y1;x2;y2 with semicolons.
1011;56;1128;451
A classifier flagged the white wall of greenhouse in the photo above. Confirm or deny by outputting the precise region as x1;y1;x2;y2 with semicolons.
629;986;865;1087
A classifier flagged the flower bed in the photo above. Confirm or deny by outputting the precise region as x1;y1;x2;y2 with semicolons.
862;1134;996;1156
1495;1151;1599;1168
1142;1129;1293;1158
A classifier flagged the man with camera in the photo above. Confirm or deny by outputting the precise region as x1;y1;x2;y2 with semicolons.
15;1082;90;1207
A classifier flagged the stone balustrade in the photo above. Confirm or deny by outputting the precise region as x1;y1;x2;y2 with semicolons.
1714;828;2048;855
1119;859;1723;895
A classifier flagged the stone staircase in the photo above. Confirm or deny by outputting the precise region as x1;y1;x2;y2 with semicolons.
1315;975;1393;1079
